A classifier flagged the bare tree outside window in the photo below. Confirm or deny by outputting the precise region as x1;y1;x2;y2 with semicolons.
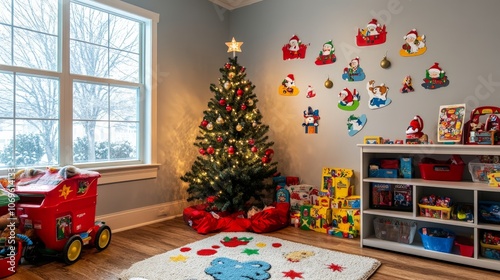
0;0;143;169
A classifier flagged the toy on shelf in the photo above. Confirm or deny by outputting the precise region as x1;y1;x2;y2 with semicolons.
405;115;428;144
464;106;500;145
438;104;466;143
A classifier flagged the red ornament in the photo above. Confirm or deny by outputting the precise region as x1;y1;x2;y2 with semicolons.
265;149;274;160
225;63;231;69
240;67;246;73
226;105;232;112
207;146;215;154
219;99;226;106
251;146;258;153
241;104;247;110
237;89;244;96
217;136;223;143
207;196;216;203
201;119;208;127
228;146;235;155
199;148;206;155
248;138;255;145
261;155;269;163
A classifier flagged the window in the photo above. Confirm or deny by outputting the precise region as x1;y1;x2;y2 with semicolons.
0;0;158;182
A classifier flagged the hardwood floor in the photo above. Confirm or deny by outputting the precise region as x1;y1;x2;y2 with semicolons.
7;216;500;279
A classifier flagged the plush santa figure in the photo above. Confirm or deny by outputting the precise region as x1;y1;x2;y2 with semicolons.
406;115;424;138
403;29;425;53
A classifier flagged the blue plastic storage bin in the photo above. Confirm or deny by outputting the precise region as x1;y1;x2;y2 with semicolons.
418;227;455;253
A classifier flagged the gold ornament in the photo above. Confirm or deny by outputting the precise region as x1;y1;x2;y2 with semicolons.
324;77;333;89
228;72;235;79
224;81;231;90
236;123;243;131
380;53;391;69
206;122;213;130
216;115;224;124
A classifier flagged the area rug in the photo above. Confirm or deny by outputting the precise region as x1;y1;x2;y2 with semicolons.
119;232;380;280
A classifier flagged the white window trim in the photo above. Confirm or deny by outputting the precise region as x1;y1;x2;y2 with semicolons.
71;0;161;184
0;0;160;184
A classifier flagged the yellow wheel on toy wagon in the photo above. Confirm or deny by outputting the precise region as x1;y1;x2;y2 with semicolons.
94;225;112;251
63;235;83;265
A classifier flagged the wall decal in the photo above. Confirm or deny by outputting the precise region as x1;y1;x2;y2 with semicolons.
342;57;365;82
356;18;387;46
302;106;320;134
315;40;336;65
282;34;308;60
400;29;426;56
338;87;360;111
366;80;391;109
278;74;300;96
421;62;449;90
347;114;367;136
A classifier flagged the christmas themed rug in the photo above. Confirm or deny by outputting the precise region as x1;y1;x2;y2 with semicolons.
119;232;380;280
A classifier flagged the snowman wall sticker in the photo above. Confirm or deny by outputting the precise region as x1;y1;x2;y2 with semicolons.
366;80;391;109
342;57;366;82
302;106;320;134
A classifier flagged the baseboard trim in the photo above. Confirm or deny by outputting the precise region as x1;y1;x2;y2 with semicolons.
96;200;192;233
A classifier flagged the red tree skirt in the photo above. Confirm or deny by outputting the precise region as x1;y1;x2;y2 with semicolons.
183;203;290;234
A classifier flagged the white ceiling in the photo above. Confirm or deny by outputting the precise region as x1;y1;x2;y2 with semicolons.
208;0;263;10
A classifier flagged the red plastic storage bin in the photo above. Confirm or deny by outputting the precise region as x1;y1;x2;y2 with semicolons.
419;160;464;181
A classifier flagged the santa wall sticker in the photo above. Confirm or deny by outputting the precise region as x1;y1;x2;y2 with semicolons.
421;62;449;90
342;57;366;82
315;40;336;65
347;114;367;136
302;106;320;134
338;87;360;111
282;34;308;60
400;29;426;56
278;74;300;96
366;80;391;109
356;18;387;46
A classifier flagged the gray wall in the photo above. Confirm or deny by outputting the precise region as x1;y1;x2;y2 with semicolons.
230;0;500;188
97;0;500;216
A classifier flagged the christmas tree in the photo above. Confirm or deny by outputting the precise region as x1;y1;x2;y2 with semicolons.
181;55;277;213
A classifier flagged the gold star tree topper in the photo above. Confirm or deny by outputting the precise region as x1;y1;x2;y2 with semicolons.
225;37;243;57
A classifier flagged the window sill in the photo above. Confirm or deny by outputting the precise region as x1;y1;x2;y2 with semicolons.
89;164;160;185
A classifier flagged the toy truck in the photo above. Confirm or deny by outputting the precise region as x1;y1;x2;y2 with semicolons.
14;167;111;264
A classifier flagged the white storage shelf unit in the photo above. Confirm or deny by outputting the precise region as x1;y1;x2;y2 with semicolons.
358;144;500;272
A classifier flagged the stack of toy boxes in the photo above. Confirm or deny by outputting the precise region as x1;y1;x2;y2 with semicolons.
322;167;361;238
289;184;322;230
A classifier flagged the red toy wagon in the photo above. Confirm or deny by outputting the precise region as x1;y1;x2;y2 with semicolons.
14;167;111;264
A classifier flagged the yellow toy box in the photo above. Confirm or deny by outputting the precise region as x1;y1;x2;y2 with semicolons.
320;167;354;199
310;196;332;233
329;208;360;238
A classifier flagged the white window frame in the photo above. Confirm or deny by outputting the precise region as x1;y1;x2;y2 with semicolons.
0;0;160;184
